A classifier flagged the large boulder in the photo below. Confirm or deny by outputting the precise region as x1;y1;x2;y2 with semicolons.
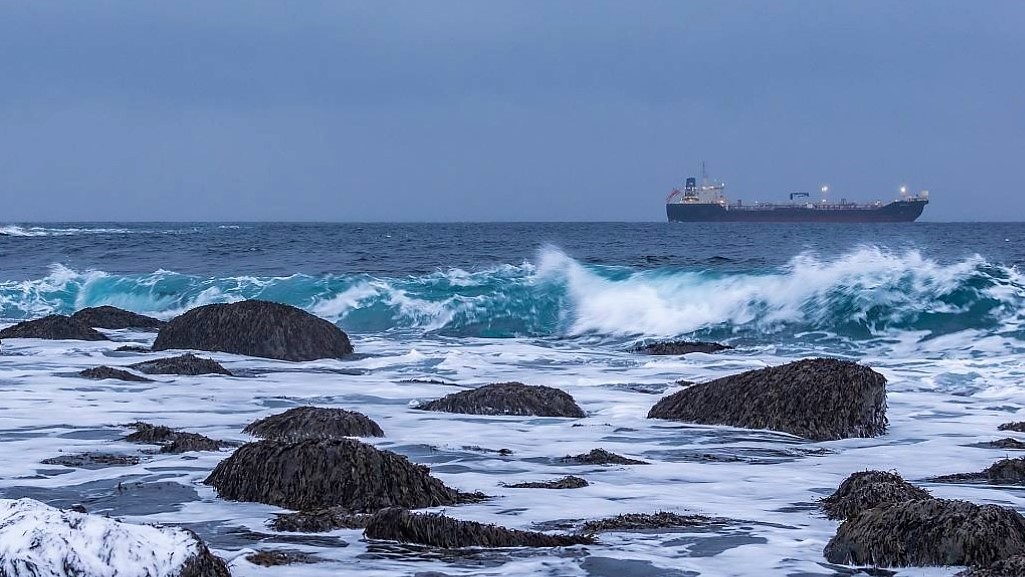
0;498;229;577
243;406;384;441
205;439;483;511
820;470;932;520
152;300;352;361
71;306;165;330
647;358;887;441
130;354;232;376
0;315;109;341
419;382;585;418
824;499;1025;567
363;508;593;548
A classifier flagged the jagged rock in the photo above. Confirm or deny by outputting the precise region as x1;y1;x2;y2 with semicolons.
131;353;232;376
419;382;585;418
1001;422;1025;433
632;340;733;356
824;499;1025;567
648;358;887;441
580;512;718;534
41;453;141;468
990;438;1025;450
363;508;593;548
245;550;323;566
71;305;166;330
562;449;648;465
958;555;1025;577
0;498;230;577
820;470;932;520
505;476;589;489
152;300;353;361
243;406;384;442
124;423;225;454
933;458;1025;485
78;366;153;383
0;315;109;341
271;507;372;532
116;345;152;353
205;439;485;511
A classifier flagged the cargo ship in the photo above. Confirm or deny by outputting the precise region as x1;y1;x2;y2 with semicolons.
666;167;929;223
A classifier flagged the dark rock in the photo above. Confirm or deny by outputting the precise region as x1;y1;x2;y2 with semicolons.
245;550;323;566
824;499;1025;567
505;476;589;489
647;358;888;441
462;445;513;456
419;382;585;418
991;438;1025;450
562;449;648;465
124;422;225;454
820;470;932;520
933;458;1025;485
1001;422;1025;433
124;422;179;444
580;512;718;534
131;353;232;376
632;340;733;356
363;508;593;548
115;345;152;353
958;555;1025;577
205;439;485;511
69;504;87;513
153;300;353;361
243;406;384;442
78;366;153;383
271;507;372;532
71;305;166;330
41;453;141;468
0;315;109;341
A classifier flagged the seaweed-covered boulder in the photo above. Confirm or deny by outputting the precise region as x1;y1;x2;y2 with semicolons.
124;423;225;454
0;315;109;341
78;366;153;382
990;438;1025;450
0;498;230;577
71;306;166;330
271;507;372;532
364;508;593;548
131;353;232;376
245;550;323;566
1000;422;1025;433
419;382;585;418
933;458;1025;485
505;476;589;489
562;449;648;465
243;406;384;442
581;512;719;534
820;470;932;520
632;340;733;356
648;358;887;441
153;300;352;361
205;439;483;511
824;499;1025;567
41;453;141;468
959;556;1025;577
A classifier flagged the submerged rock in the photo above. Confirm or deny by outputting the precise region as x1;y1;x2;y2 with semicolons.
243;406;384;442
116;345;153;353
363;508;593;548
41;452;141;468
933;457;1025;485
245;550;323;566
820;470;932;520
78;366;153;383
130;353;232;376
71;305;166;330
0;315;109;341
562;448;648;465
580;512;718;534
124;423;225;454
153;300;353;361
419;382;585;418
505;476;589;489
271;507;372;532
647;358;888;441
990;438;1025;450
824;499;1025;567
0;498;229;577
632;340;733;356
205;439;484;511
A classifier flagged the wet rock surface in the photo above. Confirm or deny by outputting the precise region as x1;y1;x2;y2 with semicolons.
205;439;485;511
824;499;1025;567
932;457;1025;484
131;353;232;376
504;476;589;489
78;366;154;382
41;452;141;468
243;406;384;442
0;315;110;341
958;555;1025;577
420;382;585;418
363;508;594;548
989;438;1025;450
116;345;153;353
1000;422;1025;433
245;549;324;566
562;449;648;465
632;340;733;356
820;470;932;520
153;300;353;361
580;512;720;534
648;358;888;441
271;507;373;532
71;305;166;330
124;423;226;454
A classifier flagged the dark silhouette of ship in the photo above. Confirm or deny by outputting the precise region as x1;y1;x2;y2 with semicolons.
666;166;928;223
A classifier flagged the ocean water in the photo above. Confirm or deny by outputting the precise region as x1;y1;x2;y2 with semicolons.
2;222;1025;576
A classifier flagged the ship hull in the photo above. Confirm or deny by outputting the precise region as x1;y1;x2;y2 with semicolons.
666;200;927;223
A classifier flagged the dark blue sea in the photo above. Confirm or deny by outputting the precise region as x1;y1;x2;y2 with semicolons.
2;222;1025;576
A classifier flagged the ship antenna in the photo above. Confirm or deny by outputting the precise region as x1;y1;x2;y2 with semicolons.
702;161;708;186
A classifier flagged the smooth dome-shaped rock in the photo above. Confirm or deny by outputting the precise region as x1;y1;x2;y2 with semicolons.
204;439;482;511
243;406;384;441
152;300;352;361
647;358;887;441
419;382;585;418
0;498;229;577
824;499;1025;567
0;315;109;341
130;353;232;376
820;470;932;520
363;508;593;548
71;305;166;330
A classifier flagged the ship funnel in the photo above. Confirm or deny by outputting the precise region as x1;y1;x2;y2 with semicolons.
685;177;697;192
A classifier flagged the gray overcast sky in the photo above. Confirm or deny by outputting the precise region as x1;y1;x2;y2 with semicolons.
1;1;1022;221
